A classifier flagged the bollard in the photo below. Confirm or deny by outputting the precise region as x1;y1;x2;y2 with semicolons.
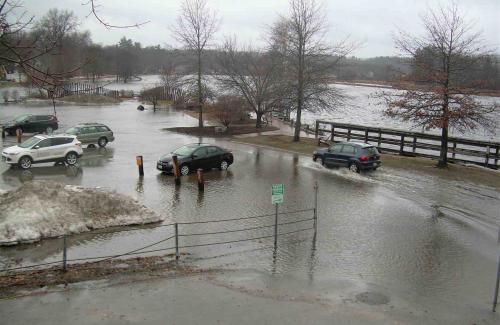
16;128;22;143
62;235;68;272
136;155;144;176
1;127;5;139
175;223;180;260
172;155;181;185
197;168;204;191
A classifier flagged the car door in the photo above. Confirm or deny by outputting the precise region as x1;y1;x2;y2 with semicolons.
192;147;210;169
23;116;36;133
86;126;99;143
339;144;357;167
33;138;53;161
206;146;221;168
323;144;343;166
78;127;91;143
35;116;49;132
50;137;69;159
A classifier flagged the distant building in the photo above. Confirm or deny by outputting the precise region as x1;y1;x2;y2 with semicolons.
1;66;27;82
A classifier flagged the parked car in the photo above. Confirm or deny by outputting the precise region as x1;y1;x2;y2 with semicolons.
65;123;114;147
1;134;83;169
313;141;381;172
2;114;58;135
157;143;234;175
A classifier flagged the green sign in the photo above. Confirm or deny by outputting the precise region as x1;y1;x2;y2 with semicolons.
272;184;284;204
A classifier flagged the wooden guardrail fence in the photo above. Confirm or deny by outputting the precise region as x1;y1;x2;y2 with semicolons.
314;120;500;169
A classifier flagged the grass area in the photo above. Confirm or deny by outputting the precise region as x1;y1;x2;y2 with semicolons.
234;134;500;189
60;94;120;104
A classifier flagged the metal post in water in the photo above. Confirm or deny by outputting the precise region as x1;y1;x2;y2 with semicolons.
197;169;204;191
313;182;318;235
62;235;67;272
493;226;500;312
136;155;144;176
16;128;22;143
172;155;181;186
274;204;278;250
175;223;180;260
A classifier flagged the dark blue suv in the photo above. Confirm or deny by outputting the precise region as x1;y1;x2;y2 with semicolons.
313;141;381;172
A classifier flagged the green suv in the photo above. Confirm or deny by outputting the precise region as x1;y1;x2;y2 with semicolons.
65;123;115;147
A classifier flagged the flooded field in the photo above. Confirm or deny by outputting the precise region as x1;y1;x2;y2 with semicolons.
0;95;499;318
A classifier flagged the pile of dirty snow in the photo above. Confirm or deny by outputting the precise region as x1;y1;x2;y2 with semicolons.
0;181;164;245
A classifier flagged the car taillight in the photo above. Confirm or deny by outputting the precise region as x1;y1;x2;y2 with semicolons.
359;155;369;161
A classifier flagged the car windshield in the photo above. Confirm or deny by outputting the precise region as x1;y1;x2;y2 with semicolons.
364;147;379;155
172;145;198;156
19;137;41;148
14;114;30;123
66;127;80;135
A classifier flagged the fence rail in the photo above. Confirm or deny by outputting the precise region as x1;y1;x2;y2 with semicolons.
314;120;500;169
0;207;317;274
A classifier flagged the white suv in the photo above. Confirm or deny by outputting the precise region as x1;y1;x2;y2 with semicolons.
2;135;83;169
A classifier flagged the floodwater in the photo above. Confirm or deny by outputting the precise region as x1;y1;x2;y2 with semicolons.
0;95;500;319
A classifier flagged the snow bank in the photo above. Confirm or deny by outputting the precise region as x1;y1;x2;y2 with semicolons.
0;181;165;245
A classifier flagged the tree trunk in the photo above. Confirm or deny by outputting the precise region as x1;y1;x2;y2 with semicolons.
438;124;449;167
197;50;203;128
293;34;304;142
256;110;263;128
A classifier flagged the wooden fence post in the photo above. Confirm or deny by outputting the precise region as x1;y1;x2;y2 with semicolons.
412;136;417;154
399;135;405;155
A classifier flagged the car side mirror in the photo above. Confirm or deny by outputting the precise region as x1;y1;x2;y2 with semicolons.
191;154;198;159
33;145;40;149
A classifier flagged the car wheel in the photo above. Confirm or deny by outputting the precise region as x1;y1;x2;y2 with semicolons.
219;160;229;170
349;162;360;173
46;126;53;134
65;152;78;165
98;137;108;147
18;156;32;169
180;164;190;176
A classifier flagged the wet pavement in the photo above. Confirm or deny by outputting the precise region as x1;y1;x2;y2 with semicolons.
1;99;500;322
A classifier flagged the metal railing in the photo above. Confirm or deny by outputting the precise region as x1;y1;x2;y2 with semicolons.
0;206;317;274
314;120;500;169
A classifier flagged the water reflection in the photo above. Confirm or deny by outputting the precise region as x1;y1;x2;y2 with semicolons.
79;147;114;167
2;165;82;185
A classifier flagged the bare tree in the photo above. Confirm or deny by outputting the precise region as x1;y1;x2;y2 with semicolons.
379;3;498;167
0;1;80;88
171;0;219;128
140;86;164;111
212;95;250;128
216;38;285;128
279;0;354;142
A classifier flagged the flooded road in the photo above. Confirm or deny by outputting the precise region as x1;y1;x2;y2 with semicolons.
1;100;499;318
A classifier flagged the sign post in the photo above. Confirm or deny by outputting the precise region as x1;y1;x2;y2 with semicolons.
272;184;284;250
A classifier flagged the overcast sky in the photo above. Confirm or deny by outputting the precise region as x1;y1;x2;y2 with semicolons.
23;0;500;58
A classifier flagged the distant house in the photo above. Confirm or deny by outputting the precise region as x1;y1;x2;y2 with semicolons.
1;66;27;82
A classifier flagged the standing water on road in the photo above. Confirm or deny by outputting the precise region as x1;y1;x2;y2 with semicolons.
0;96;499;320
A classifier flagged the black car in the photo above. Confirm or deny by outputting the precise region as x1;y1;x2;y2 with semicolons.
157;143;234;175
3;114;58;135
313;141;381;172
